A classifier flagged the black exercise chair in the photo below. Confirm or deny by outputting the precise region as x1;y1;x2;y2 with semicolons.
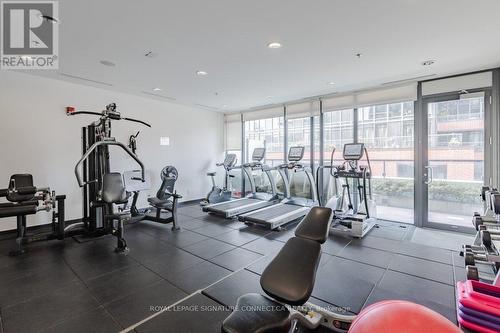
101;173;131;252
145;166;181;230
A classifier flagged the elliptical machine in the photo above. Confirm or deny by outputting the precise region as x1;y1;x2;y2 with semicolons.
317;143;377;238
201;154;237;206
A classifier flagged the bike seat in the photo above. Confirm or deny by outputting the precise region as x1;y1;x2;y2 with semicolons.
207;172;216;177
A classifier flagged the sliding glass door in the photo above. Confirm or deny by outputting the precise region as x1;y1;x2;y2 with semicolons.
421;91;490;231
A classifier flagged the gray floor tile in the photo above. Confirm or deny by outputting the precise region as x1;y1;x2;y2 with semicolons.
0;260;79;307
396;241;453;265
191;223;234;237
105;280;187;328
212;228;263;246
164;260;231;293
183;238;236;260
338;243;394;268
388;254;454;285
364;270;456;322
40;307;121;333
2;281;99;333
87;264;162;304
242;237;285;255
209;247;263;271
135;293;229;333
203;269;263;307
322;235;351;255
142;248;205;279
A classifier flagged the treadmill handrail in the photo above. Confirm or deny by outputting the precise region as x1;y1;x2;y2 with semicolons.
75;141;145;187
242;163;277;198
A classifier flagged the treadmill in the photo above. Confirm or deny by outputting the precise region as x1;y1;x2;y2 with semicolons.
202;148;279;218
238;146;319;230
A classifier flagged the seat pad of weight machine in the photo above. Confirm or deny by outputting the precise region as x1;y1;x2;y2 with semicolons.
148;197;173;210
0;204;37;218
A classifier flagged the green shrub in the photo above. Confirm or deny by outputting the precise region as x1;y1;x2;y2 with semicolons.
371;178;481;204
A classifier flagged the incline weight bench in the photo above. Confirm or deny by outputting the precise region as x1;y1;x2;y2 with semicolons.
222;207;355;333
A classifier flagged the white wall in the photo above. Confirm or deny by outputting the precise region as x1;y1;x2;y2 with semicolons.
0;71;224;231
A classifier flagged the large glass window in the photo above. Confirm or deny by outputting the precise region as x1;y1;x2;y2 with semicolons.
244;116;285;167
287;116;319;167
358;102;415;223
323;109;354;163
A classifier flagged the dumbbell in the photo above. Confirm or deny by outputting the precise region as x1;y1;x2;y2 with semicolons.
463;247;500;273
466;265;480;281
464;250;486;266
480;230;500;249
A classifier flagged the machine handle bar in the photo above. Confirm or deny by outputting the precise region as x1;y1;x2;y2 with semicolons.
75;141;145;187
67;110;151;128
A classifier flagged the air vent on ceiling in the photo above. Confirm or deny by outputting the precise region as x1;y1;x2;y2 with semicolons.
382;74;436;86
59;73;113;86
141;91;176;100
195;103;220;111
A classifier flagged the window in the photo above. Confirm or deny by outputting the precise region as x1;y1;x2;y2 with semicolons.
358;102;415;224
397;163;414;178
429;164;447;180
287;116;316;167
323;109;354;163
244;116;284;167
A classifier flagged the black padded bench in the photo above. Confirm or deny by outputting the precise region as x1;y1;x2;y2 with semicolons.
222;207;334;333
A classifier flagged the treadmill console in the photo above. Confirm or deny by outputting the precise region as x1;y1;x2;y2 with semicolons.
288;146;305;162
343;143;364;161
252;148;266;162
223;154;237;168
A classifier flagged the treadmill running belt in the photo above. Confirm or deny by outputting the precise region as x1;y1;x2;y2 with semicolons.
244;204;304;221
208;198;261;211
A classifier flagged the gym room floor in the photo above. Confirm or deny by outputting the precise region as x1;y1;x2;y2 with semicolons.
0;204;472;333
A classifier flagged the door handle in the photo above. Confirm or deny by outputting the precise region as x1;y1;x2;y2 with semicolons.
424;166;433;185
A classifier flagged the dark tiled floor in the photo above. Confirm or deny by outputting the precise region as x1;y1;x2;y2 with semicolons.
0;204;471;332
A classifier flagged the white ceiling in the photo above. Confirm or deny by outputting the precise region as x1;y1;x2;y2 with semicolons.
28;0;500;112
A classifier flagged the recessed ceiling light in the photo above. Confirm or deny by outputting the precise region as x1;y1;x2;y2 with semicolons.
327;81;335;85
196;70;208;76
267;42;282;49
100;60;116;67
153;87;162;92
421;60;436;66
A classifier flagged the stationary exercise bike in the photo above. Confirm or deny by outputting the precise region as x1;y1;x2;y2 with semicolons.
201;154;237;206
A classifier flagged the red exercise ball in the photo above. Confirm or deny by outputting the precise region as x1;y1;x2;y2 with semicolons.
348;300;462;333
